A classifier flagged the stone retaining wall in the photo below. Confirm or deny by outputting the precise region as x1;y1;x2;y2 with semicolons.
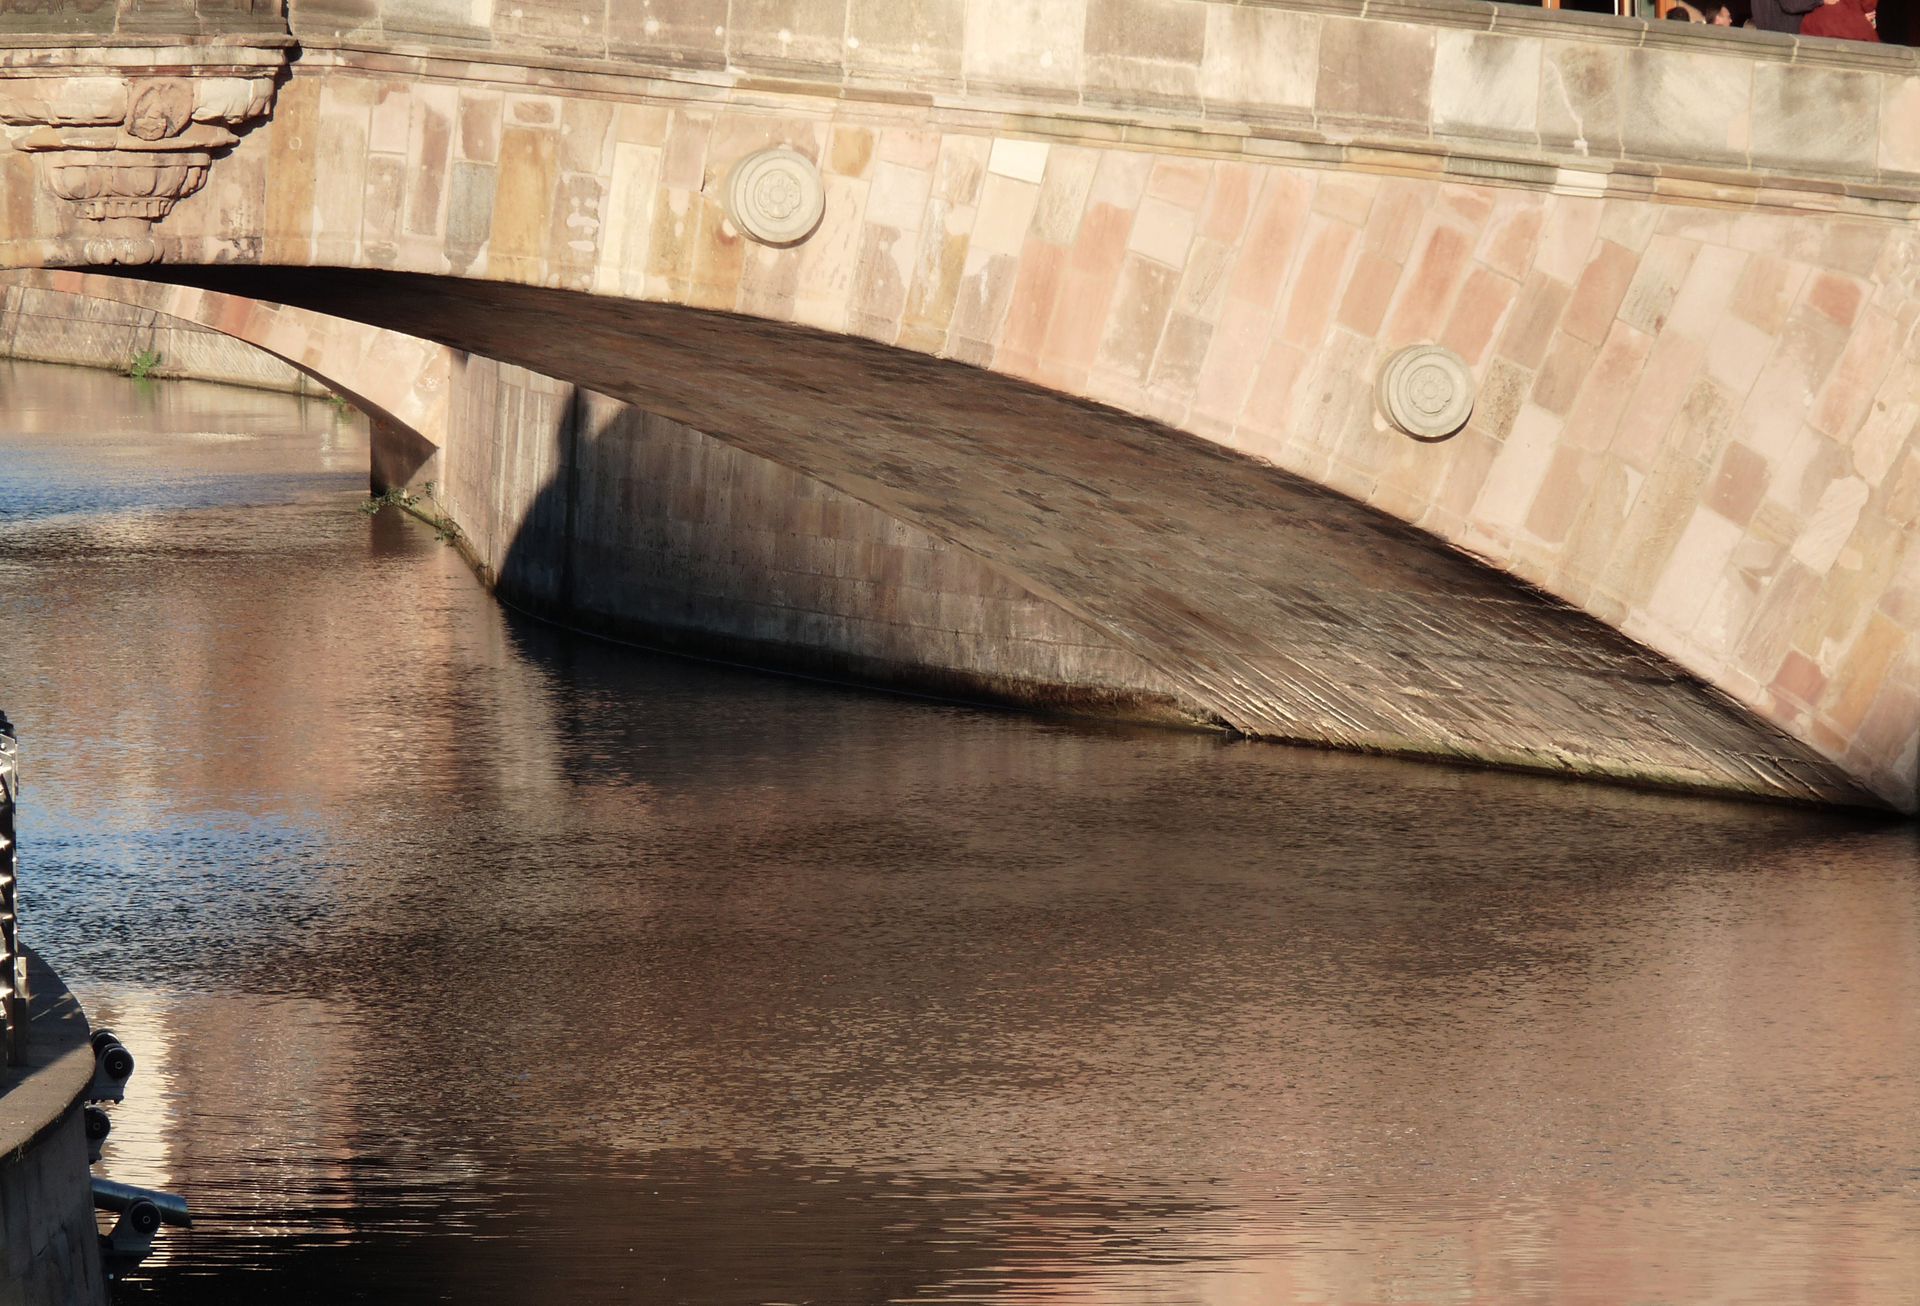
0;284;314;394
0;950;108;1306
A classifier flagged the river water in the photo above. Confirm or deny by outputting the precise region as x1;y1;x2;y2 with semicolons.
1;358;1916;1304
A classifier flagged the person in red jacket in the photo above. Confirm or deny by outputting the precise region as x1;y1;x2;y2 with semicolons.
1802;0;1880;39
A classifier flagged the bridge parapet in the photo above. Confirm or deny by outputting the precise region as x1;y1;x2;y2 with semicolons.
276;0;1920;204
0;0;285;37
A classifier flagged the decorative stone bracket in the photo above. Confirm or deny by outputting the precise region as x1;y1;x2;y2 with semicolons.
0;35;291;248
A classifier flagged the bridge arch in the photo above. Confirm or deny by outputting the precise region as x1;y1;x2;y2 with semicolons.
10;265;1877;809
1;2;1915;806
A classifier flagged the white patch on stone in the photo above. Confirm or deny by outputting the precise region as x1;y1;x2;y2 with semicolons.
847;35;860;50
986;138;1049;185
644;18;660;35
1543;60;1589;157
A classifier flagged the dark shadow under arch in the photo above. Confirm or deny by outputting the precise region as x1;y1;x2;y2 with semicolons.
107;265;1879;809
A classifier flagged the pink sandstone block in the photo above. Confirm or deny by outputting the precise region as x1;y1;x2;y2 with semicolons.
1534;196;1605;285
1812;308;1899;440
1146;156;1210;210
1705;441;1771;528
1562;320;1651;452
1808;272;1865;330
1279;215;1360;350
1382;220;1474;347
999;237;1071;373
1230;172;1314;310
1732;254;1807;336
1361;178;1426;264
1612;334;1706;472
1198;163;1257;244
1560;239;1639;346
1494;271;1571;371
1193;296;1274;429
1477;193;1545;281
1439;265;1518;367
1310;171;1375;228
1337;249;1400;337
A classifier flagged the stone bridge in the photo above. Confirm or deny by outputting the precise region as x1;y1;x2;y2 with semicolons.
2;0;1917;811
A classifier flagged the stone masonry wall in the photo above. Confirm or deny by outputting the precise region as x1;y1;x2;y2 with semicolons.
435;354;1196;720
0;284;314;393
0;2;1891;792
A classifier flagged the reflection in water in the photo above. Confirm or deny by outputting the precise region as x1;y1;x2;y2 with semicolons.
0;359;1916;1304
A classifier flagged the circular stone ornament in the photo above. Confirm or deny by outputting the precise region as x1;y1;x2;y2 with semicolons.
723;147;826;247
1376;344;1475;442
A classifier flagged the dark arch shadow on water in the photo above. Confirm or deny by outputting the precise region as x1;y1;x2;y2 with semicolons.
91;265;1887;811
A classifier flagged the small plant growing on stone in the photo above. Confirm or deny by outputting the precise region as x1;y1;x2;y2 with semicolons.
126;348;162;379
358;486;417;516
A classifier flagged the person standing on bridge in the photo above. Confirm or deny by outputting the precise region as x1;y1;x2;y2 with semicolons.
1752;0;1822;30
1801;0;1880;39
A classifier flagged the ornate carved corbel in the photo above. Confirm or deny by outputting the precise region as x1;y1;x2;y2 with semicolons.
0;9;291;243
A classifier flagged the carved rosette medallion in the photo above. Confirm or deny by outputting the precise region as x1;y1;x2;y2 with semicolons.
1376;344;1475;442
0;38;289;243
723;147;826;247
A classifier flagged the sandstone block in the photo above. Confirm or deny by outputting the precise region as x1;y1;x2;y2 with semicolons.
1432;31;1541;145
1751;64;1878;178
846;0;964;84
1083;0;1206;109
1200;6;1317;121
962;0;1085;96
1315;17;1433;133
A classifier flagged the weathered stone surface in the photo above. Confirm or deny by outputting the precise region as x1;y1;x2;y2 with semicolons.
845;0;964;85
0;281;313;390
1199;5;1317;122
0;1;1916;807
961;0;1085;97
1316;16;1434;134
1083;0;1207;109
0;23;289;227
1750;64;1879;179
1431;31;1540;146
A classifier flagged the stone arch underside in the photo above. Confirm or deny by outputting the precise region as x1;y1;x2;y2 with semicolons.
81;264;1876;809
